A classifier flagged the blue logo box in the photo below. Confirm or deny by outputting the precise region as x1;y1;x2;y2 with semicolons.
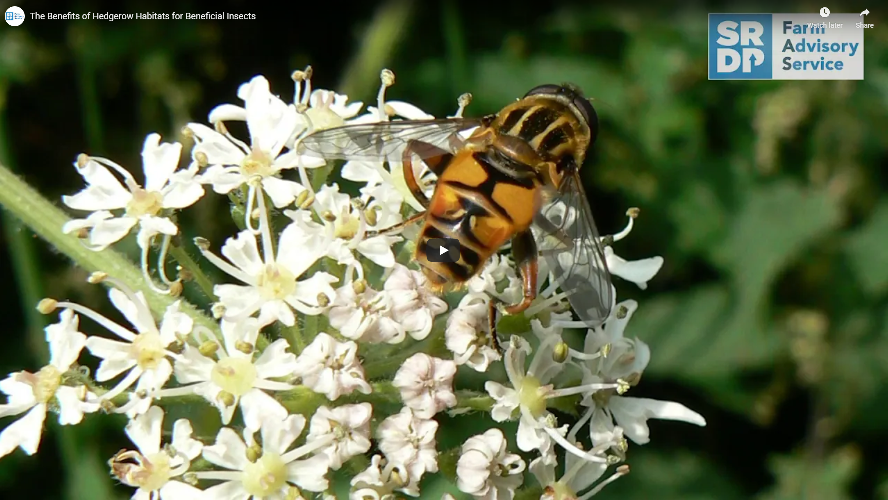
709;14;773;80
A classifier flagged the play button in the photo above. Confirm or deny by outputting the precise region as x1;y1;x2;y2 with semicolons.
426;238;460;263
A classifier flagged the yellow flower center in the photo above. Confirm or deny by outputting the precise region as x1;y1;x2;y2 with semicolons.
304;107;345;133
544;482;578;500
211;357;257;396
32;365;62;404
256;264;297;300
131;331;166;370
136;452;173;492
518;375;547;418
242;452;288;497
333;210;360;240
126;187;164;217
240;148;275;178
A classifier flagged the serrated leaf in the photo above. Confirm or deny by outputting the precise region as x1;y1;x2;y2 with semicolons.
711;181;841;310
469;55;629;115
844;201;888;295
605;449;745;500
757;446;860;500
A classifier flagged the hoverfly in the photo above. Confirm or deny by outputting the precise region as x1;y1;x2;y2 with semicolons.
298;84;613;334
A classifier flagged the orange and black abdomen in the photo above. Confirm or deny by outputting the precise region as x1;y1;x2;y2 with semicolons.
414;149;540;287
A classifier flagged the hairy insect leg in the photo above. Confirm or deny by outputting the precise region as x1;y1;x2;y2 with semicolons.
487;299;503;352
402;139;454;208
364;211;426;238
504;230;538;315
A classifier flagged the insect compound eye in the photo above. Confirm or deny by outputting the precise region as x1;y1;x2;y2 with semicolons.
572;95;599;144
523;84;563;98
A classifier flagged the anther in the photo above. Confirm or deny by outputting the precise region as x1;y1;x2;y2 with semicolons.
76;153;90;168
317;293;330;308
88;272;108;284
350;198;366;210
194;151;208;168
616;304;628;319
167;340;185;355
364;207;380;227
194;237;211;251
352;280;367;294
295;190;310;208
380;69;395;87
615;379;631;395
298;192;315;209
626;207;640;218
234;340;254;354
36;298;58;314
246;443;263;462
552;341;569;363
180;126;194;140
168;280;184;297
199;340;220;357
217;391;235;407
211;303;226;319
321;210;336;222
458;92;473;108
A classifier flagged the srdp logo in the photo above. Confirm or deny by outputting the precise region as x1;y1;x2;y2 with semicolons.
709;14;772;80
425;238;460;264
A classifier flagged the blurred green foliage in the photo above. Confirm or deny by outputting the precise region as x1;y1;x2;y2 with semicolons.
1;1;887;498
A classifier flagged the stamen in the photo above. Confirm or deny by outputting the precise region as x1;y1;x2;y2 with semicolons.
255;188;276;265
195;239;255;285
88;156;141;192
54;300;138;342
566;405;595;443
454;93;472;118
100;368;143;402
579;465;629;499
543;425;612;464
157;234;174;285
348;203;368;250
140;238;171;295
608;209;637;243
280;433;335;463
36;298;58;314
548;382;620;399
244;183;260;235
377;69;395;122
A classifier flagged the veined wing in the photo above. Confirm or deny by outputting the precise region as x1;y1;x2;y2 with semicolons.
297;118;482;162
532;172;614;328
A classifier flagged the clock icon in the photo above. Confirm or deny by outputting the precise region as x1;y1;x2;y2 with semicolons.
820;7;831;17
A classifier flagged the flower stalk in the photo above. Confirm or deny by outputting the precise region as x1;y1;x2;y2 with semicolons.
0;163;219;337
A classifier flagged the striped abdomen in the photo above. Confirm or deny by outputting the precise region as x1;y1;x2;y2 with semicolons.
414;149;540;286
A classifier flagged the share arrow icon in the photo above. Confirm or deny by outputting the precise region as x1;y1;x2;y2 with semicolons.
860;9;870;16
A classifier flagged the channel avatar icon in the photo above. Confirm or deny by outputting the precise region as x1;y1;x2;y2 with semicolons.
5;6;25;26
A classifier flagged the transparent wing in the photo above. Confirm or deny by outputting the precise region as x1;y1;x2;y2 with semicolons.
532;172;614;327
298;118;482;162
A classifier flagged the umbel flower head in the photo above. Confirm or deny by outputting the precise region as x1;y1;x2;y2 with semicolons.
0;66;708;500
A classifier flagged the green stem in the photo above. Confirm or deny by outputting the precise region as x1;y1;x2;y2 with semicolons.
363;321;449;379
0;87;47;360
455;390;494;412
169;242;217;300
0;163;220;337
337;0;415;99
442;0;468;97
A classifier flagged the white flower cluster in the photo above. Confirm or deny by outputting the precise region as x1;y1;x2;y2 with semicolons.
0;68;707;499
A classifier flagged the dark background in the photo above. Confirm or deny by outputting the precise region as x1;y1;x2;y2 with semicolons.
1;0;887;498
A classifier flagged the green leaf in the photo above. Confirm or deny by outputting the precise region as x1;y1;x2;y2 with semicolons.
844;201;888;295
711;181;841;311
605;449;745;500
757;446;861;500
